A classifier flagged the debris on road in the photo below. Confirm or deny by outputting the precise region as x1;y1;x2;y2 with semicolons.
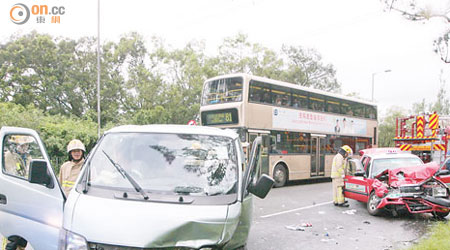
301;222;312;227
336;225;344;230
363;221;371;225
342;209;357;215
285;225;305;231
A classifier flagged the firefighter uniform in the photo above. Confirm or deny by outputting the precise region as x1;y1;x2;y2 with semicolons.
59;158;85;196
331;145;352;206
59;139;86;196
4;151;30;178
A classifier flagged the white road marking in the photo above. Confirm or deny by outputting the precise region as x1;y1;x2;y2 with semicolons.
260;201;333;218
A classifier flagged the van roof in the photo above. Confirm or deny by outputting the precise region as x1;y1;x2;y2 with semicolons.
105;124;239;139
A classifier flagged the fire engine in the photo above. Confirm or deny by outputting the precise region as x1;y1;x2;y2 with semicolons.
394;112;450;164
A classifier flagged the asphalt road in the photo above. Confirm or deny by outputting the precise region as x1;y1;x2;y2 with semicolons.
247;180;446;250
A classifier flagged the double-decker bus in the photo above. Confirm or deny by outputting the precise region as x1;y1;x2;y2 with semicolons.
200;73;378;187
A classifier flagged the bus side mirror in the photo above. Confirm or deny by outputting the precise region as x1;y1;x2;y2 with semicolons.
248;174;274;199
29;159;54;188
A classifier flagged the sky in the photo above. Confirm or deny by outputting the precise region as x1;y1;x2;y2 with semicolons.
1;0;449;117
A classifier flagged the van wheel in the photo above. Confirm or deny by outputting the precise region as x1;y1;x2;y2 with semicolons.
273;164;287;188
367;192;381;216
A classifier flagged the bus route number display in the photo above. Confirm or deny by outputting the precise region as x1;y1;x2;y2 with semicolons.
202;109;238;125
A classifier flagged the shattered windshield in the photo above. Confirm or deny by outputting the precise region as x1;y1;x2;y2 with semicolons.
370;157;423;178
88;132;238;196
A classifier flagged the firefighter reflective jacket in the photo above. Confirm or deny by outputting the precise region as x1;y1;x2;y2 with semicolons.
59;159;85;196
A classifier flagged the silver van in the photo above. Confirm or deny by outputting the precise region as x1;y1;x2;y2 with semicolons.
0;125;273;250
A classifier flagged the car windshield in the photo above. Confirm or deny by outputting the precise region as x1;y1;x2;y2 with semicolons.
370;157;423;178
88;132;238;196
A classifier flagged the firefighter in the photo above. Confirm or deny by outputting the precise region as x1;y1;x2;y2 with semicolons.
331;145;353;207
4;136;33;178
59;139;86;196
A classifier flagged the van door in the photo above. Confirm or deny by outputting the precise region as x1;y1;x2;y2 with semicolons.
0;127;64;250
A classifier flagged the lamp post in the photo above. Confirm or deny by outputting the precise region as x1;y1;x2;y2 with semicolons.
371;69;391;102
97;0;101;138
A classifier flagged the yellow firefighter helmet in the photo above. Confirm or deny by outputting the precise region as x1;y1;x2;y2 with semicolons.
341;145;353;156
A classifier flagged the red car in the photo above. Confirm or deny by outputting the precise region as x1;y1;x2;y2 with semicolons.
344;148;450;218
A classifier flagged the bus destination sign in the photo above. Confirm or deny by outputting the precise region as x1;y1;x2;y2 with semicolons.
202;108;238;125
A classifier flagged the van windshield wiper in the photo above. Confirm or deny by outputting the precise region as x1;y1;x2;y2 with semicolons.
102;150;149;200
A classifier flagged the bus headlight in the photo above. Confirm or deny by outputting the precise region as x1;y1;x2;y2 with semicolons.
58;229;88;250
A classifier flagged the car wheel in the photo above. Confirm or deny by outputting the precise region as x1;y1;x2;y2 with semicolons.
433;211;449;219
273;164;287;188
367;192;382;216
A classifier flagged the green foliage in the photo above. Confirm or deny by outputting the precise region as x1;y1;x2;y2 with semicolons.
0;102;97;173
0;31;344;169
0;31;342;127
408;222;450;250
378;106;407;147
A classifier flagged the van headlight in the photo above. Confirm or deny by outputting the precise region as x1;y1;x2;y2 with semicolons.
58;229;88;250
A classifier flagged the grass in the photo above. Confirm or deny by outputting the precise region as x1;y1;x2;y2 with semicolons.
407;221;450;250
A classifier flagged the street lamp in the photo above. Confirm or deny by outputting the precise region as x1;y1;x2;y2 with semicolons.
371;69;391;102
97;0;101;138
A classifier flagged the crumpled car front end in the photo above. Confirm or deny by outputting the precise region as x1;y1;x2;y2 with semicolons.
372;163;450;217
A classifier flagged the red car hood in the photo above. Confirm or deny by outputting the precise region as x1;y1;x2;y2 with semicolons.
388;162;440;187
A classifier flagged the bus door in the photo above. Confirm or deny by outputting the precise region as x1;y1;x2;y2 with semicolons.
248;130;270;176
310;134;326;177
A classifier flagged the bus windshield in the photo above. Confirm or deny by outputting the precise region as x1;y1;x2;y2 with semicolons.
201;77;243;105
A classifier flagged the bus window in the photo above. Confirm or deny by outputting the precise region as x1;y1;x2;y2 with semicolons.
295;132;310;153
352;103;365;118
355;137;370;152
309;93;325;111
292;89;308;109
201;77;243;105
326;97;341;114
341;101;353;116
332;136;355;153
325;135;337;154
270;131;310;154
249;80;272;104
365;105;377;119
271;85;290;107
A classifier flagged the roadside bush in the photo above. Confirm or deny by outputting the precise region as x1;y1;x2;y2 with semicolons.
0;102;98;173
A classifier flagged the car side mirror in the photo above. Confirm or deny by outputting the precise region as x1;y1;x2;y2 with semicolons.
354;171;366;177
248;174;274;199
29;159;54;188
436;169;450;176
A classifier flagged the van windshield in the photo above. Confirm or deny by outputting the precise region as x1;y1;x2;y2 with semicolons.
89;132;238;196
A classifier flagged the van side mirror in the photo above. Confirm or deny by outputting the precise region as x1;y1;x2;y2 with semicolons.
248;174;274;199
29;159;54;188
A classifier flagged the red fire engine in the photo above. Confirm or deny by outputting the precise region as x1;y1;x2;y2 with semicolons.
394;112;450;164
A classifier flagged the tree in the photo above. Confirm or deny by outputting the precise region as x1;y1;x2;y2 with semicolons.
0;102;97;172
215;33;341;91
385;0;450;63
378;106;407;147
280;45;341;92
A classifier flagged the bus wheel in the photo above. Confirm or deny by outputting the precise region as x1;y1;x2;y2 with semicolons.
273;164;287;188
